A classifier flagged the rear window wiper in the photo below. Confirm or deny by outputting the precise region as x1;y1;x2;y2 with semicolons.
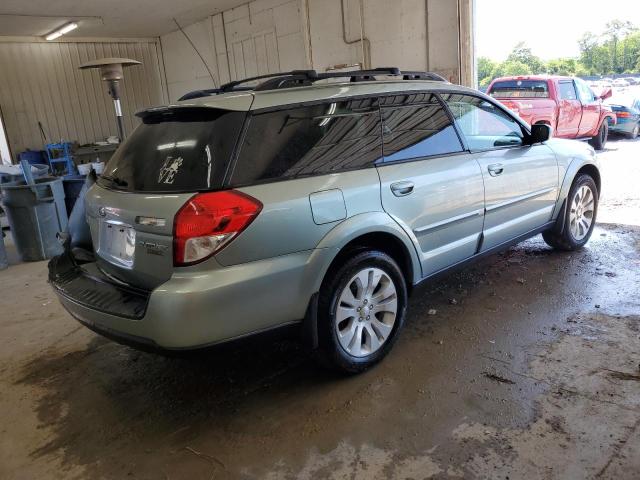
100;175;129;188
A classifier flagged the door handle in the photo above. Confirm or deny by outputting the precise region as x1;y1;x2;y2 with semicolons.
487;163;504;176
390;181;414;197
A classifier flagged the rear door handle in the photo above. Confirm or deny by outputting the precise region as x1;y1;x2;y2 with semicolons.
487;163;504;176
390;181;414;197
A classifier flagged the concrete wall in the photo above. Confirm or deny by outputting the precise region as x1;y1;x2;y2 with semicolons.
0;40;165;157
160;0;475;102
161;0;307;102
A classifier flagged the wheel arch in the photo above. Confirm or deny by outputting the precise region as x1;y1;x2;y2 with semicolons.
320;231;416;296
553;159;601;221
576;163;601;194
300;214;420;350
310;212;422;293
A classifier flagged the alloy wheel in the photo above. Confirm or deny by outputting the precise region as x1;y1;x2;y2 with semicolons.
334;267;398;357
569;185;595;241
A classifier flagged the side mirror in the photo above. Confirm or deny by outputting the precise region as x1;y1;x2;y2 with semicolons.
528;124;552;144
599;88;613;100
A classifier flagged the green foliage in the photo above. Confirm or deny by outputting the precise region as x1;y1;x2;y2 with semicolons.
478;21;640;86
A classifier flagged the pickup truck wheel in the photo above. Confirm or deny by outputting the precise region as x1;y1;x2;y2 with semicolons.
316;250;407;374
589;122;608;151
627;123;639;140
542;174;598;251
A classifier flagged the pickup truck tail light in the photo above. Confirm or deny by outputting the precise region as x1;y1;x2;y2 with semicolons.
173;191;262;266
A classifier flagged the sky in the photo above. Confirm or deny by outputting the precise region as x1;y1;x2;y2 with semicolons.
476;0;640;61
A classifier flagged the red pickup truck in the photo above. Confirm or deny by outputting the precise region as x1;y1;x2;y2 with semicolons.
486;75;616;150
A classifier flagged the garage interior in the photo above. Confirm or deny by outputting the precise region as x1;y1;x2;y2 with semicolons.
1;1;640;479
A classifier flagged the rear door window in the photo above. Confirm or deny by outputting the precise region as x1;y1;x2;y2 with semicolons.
488;80;549;98
558;82;578;101
229;98;382;186
380;93;463;161
98;108;245;192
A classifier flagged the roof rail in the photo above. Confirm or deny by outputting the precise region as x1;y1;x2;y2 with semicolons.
219;70;318;93
402;71;448;82
178;67;448;100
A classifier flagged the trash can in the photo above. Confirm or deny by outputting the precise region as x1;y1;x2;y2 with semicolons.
62;174;87;216
0;176;67;261
0;229;8;270
0;164;50;184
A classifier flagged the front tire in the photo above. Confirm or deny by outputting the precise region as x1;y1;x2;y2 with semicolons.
627;123;639;140
589;122;608;151
543;174;598;251
316;250;408;373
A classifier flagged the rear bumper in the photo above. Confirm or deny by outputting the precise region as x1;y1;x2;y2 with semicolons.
49;248;333;349
609;120;638;134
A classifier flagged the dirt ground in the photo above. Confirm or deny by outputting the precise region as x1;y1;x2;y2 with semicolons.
1;136;639;479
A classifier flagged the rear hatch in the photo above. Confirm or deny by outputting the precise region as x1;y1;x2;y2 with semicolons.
86;106;247;290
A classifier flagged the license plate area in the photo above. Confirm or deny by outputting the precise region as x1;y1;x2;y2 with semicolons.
98;220;136;268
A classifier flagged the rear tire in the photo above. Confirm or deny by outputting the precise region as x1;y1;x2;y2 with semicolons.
542;174;598;251
589;122;608;151
316;250;407;374
627;123;640;140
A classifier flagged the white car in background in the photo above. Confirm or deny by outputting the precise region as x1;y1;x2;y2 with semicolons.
613;79;630;88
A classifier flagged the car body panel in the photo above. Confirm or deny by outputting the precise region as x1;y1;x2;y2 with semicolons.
377;152;485;276
545;138;600;218
473;143;559;250
215;168;382;266
84;184;193;290
57;248;329;348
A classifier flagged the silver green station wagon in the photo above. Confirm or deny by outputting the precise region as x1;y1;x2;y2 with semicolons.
49;68;600;372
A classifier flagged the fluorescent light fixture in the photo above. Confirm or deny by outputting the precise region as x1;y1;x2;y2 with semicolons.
156;140;197;150
45;22;78;41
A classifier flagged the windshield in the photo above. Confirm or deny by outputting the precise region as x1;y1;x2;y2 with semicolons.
98;108;246;193
488;80;549;98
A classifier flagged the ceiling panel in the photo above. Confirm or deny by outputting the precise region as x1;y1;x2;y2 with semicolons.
0;0;247;38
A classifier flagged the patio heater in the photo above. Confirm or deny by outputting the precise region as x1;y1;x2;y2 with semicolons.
79;58;141;141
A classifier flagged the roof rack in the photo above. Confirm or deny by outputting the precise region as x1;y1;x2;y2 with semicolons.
178;67;448;101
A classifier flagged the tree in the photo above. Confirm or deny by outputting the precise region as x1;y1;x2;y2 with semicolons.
622;32;640;73
506;42;544;73
604;20;636;73
476;23;640;88
477;56;497;88
578;32;599;73
546;58;578;76
499;60;532;77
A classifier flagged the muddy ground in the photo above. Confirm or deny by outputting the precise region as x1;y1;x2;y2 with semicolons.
1;137;639;479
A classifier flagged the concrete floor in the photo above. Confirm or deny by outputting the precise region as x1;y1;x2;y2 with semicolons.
1;137;639;479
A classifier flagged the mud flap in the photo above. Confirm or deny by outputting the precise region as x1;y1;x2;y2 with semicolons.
301;292;319;350
555;198;568;235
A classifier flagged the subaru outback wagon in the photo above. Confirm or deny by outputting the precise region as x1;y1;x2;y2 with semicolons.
49;68;601;373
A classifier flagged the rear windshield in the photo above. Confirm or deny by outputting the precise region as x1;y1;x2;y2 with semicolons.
606;95;636;108
488;80;549;98
98;108;245;193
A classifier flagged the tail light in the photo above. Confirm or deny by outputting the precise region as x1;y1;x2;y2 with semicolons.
616;111;631;118
173;190;262;266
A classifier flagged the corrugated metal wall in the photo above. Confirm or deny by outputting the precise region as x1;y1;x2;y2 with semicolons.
0;41;165;160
